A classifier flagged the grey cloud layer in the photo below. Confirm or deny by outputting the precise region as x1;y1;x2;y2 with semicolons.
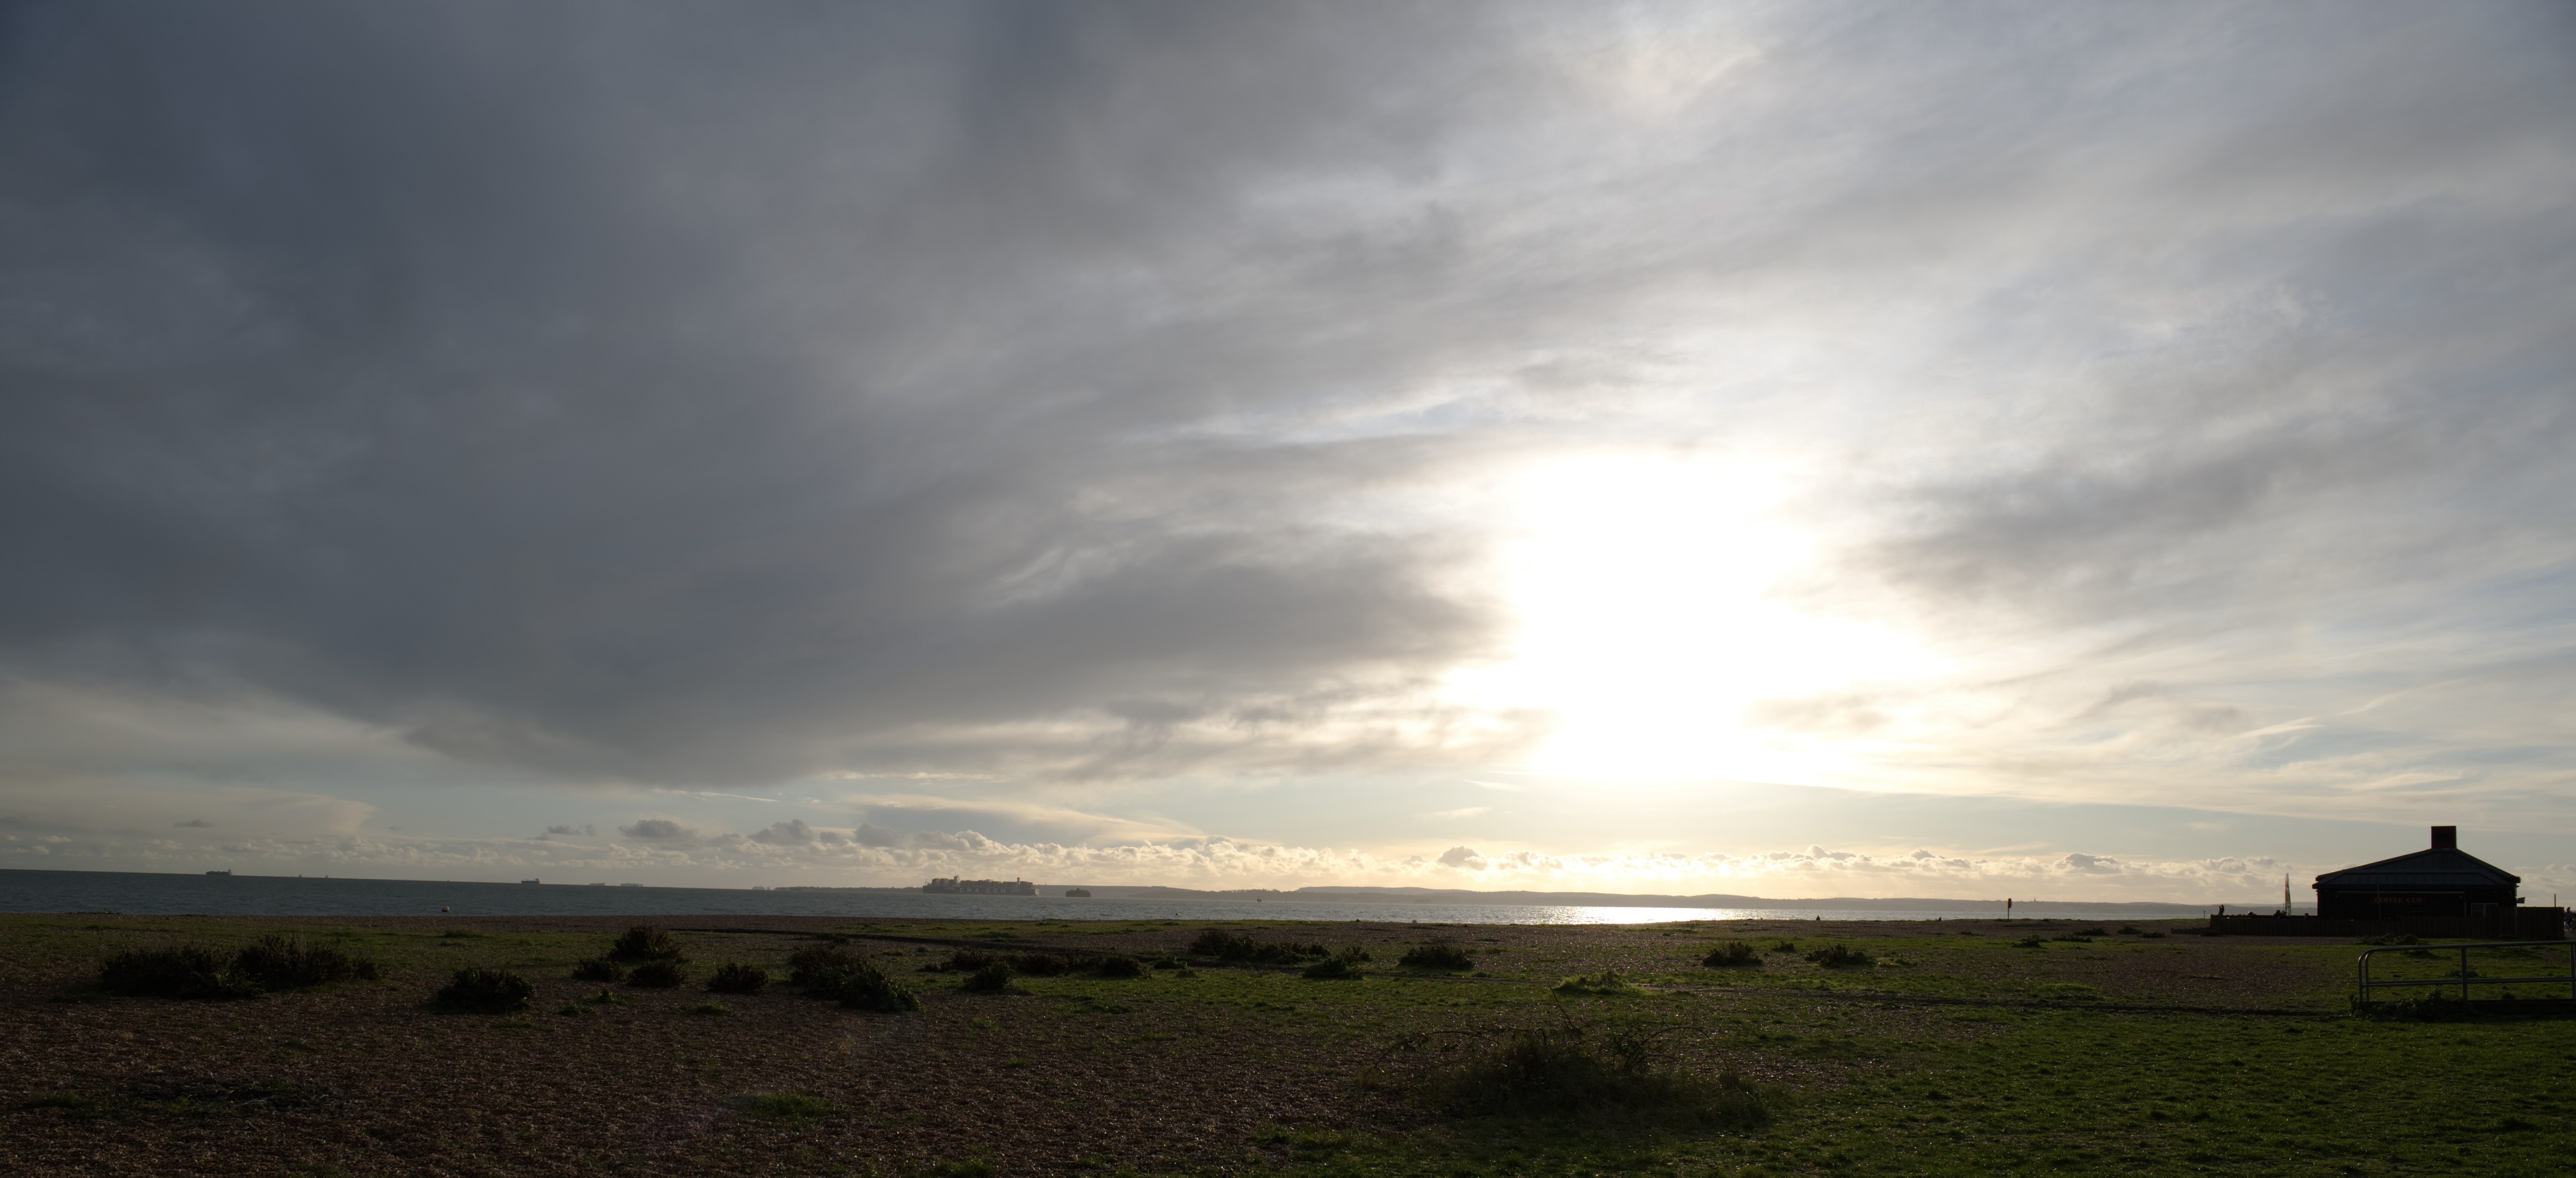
0;2;1550;784
3;3;2572;822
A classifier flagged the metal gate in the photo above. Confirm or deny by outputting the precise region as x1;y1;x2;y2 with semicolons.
2356;939;2576;1006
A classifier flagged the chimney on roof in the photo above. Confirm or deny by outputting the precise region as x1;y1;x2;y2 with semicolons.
2431;825;2457;850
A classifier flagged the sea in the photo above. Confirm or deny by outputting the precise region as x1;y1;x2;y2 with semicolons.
0;868;2216;925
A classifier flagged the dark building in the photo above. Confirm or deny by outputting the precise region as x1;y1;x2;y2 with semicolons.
2313;826;2522;920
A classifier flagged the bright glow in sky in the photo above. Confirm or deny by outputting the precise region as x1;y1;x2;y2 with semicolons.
1456;454;1937;784
3;2;2574;902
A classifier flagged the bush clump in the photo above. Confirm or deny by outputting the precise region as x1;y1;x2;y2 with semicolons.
787;945;919;1011
229;935;381;989
1770;941;1798;954
436;967;535;1014
1302;956;1365;981
609;925;687;963
571;957;625;983
2013;936;2048;949
1082;954;1148;979
706;962;769;994
96;945;262;1000
937;950;1002;973
1399;944;1475;971
1415;1027;1771;1127
788;944;867;987
1803;944;1877;970
959;962;1027;995
1188;930;1326;965
626;960;690;988
97;938;384;1000
1701;941;1760;968
1010;953;1071;977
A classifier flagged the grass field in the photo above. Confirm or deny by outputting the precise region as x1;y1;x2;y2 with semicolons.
1;913;2568;1176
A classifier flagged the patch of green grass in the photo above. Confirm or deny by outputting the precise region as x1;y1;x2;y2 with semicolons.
1550;971;1637;996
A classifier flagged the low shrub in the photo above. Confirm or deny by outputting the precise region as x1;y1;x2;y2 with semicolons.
609;925;687;963
1804;944;1877;969
706;962;769;994
1011;953;1071;977
1701;941;1760;968
2013;936;2048;949
788;946;919;1011
1770;941;1798;954
925;1161;997;1178
1083;954;1147;979
1302;956;1365;981
626;961;689;989
1188;929;1326;965
789;944;868;987
1400;944;1475;971
571;957;625;983
1414;1027;1772;1127
687;1001;730;1016
436;967;534;1014
2072;926;2110;937
96;945;261;1000
230;935;381;989
2117;925;2143;935
939;950;1002;973
1552;971;1637;996
960;963;1026;995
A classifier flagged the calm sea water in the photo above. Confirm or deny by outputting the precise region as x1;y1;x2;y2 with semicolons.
0;869;2210;924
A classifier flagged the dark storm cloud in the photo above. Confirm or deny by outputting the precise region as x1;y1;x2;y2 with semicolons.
0;1;1551;783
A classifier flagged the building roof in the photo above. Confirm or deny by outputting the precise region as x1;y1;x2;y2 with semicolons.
2314;847;2519;889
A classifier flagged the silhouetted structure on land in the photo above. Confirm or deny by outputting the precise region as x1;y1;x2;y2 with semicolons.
2314;825;2519;919
2209;826;2563;938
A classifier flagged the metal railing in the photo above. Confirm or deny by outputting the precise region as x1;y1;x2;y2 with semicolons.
2356;939;2576;1006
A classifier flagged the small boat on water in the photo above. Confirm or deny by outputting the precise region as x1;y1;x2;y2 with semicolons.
520;878;540;885
205;870;231;877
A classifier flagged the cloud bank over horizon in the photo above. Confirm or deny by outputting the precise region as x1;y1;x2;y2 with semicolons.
0;819;2375;906
4;2;2573;892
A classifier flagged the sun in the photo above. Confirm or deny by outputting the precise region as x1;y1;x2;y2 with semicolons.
1448;451;1933;784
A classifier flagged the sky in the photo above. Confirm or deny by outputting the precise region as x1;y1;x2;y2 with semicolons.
3;2;2574;904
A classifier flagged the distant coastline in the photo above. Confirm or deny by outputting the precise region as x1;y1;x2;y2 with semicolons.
0;866;2244;914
